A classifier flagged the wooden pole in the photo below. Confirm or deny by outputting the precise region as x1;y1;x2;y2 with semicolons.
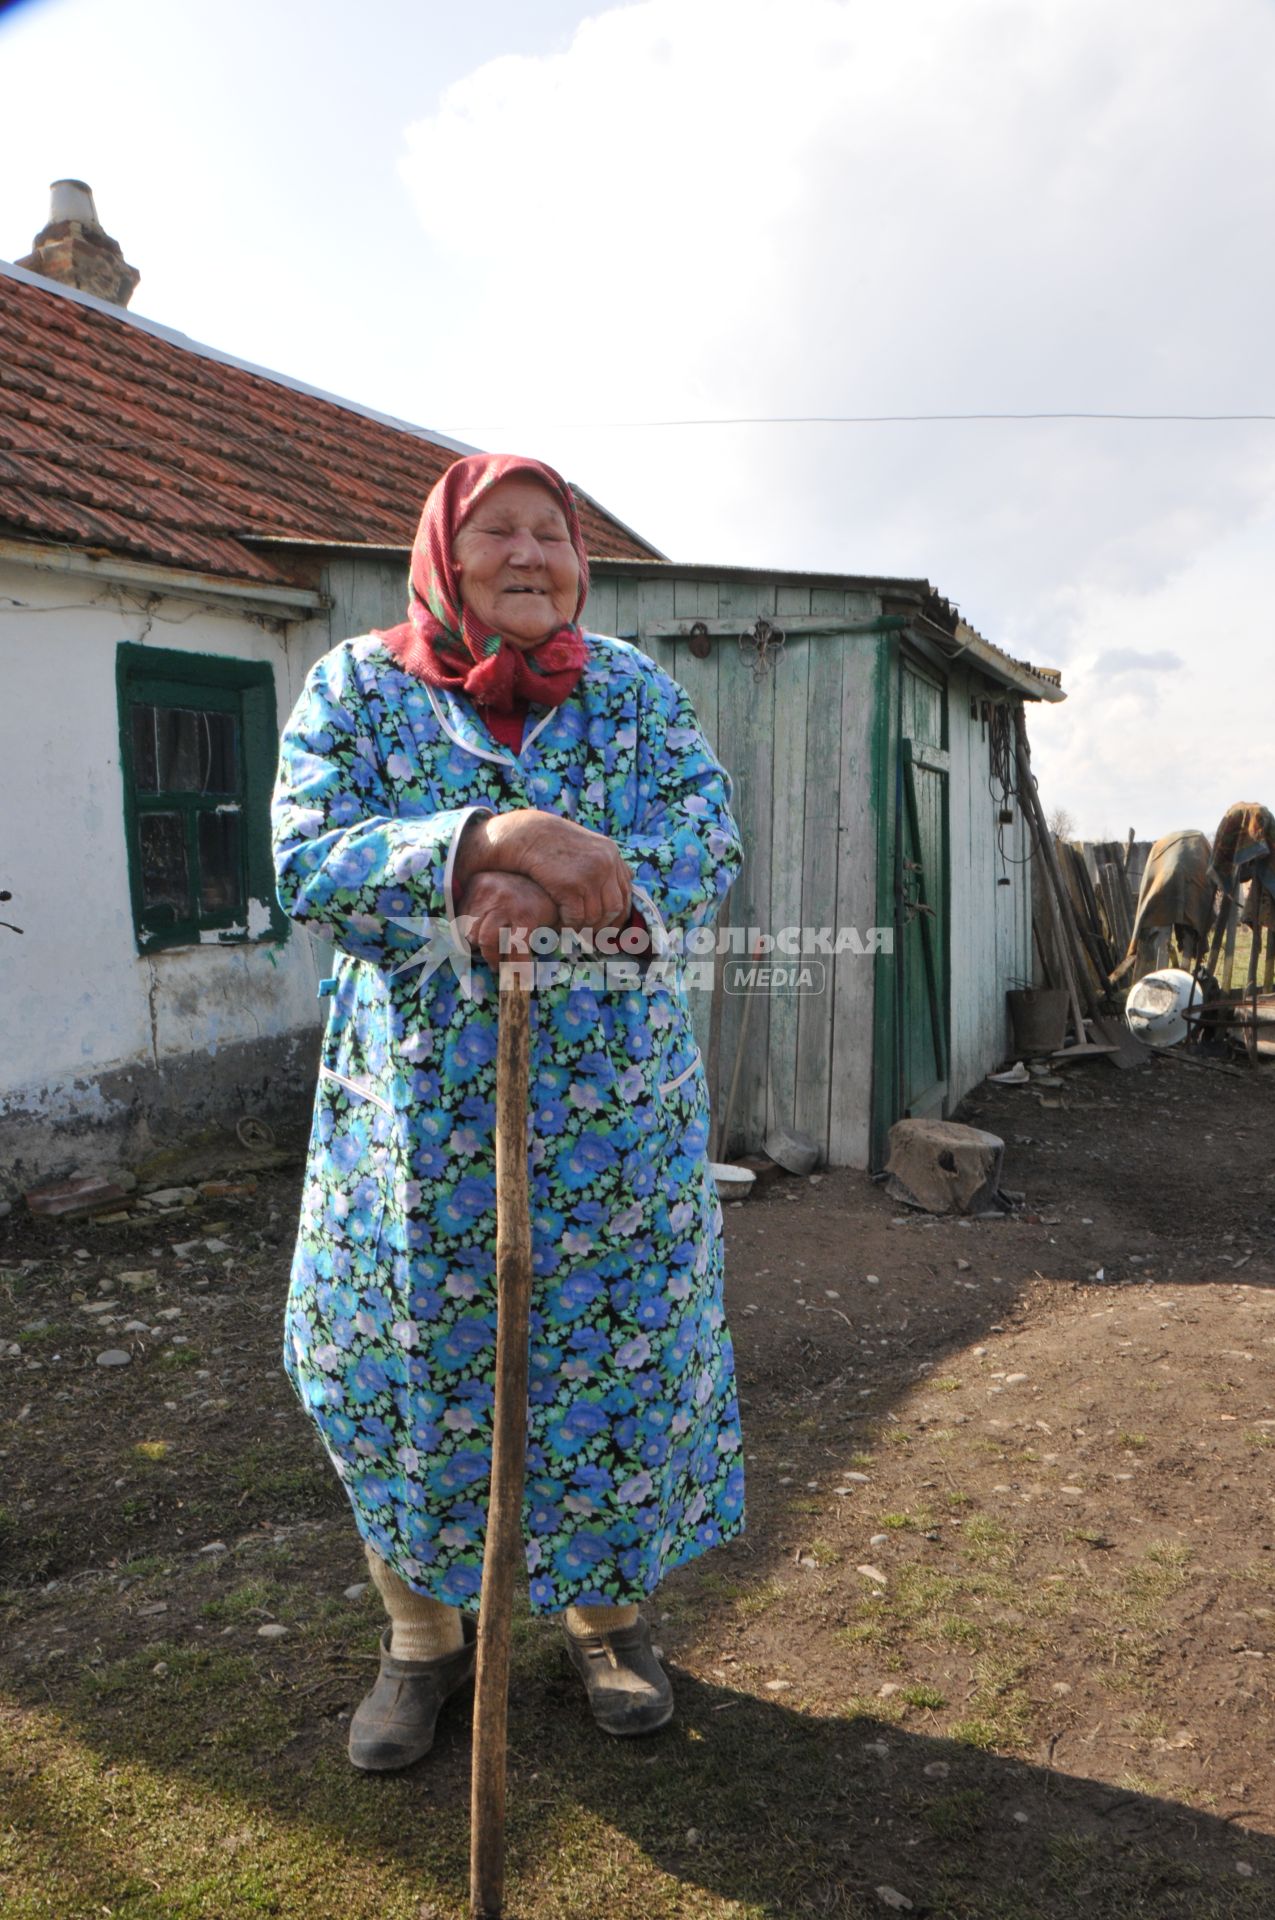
470;970;533;1920
1013;712;1088;1044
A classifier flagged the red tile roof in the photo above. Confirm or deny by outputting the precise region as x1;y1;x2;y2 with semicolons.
0;265;661;585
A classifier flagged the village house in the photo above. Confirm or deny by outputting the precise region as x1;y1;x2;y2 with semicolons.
0;184;1062;1191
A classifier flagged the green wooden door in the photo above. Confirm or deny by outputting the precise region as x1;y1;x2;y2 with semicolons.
894;659;950;1122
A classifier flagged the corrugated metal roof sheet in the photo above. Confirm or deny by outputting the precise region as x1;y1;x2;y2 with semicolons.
0;262;662;585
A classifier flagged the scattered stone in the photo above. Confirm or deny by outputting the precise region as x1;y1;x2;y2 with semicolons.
343;1582;369;1601
203;1239;231;1256
1236;1862;1254;1878
954;1257;971;1272
684;1828;702;1847
878;1682;900;1698
764;1679;792;1692
136;1602;168;1617
171;1240;203;1259
843;1471;871;1483
1004;1373;1029;1386
117;1270;158;1290
862;1741;889;1758
151;1661;169;1677
870;1533;890;1547
80;1301;117;1315
96;1349;131;1368
157;1308;182;1321
145;1188;198;1210
0;1201;11;1220
857;1564;887;1586
199;1541;227;1554
1013;1811;1029;1824
122;1320;151;1334
866;1274;880;1286
257;1623;289;1639
923;1760;951;1779
876;1888;913;1912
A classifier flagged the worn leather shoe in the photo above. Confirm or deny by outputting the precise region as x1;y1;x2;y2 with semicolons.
348;1619;476;1771
564;1615;674;1736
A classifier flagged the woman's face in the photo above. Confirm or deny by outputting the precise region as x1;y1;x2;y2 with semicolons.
452;476;581;650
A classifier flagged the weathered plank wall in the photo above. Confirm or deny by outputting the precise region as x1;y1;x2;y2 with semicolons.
944;661;1032;1099
586;572;885;1167
323;557;407;658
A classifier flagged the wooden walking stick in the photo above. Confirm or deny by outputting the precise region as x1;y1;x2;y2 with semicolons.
470;965;533;1920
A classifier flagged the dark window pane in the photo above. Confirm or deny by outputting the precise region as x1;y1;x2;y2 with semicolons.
131;705;238;793
198;809;242;914
139;813;189;912
131;706;159;792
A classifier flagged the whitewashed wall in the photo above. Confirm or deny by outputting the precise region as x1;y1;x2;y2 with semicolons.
0;558;332;1185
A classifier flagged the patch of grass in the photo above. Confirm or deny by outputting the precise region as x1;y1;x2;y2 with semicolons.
119;1553;172;1579
924;1786;988;1839
900;1682;947;1709
200;1578;291;1625
1245;1428;1275;1449
961;1516;1017;1564
935;1378;963;1393
157;1346;201;1371
16;1321;71;1347
939;1613;983;1650
836;1617;890;1648
960;1653;1034;1752
736;1576;788;1620
226;1443;333;1516
1118;1431;1150;1450
948;1716;999;1750
134;1439;172;1463
1117;1540;1192;1630
876;1510;933;1532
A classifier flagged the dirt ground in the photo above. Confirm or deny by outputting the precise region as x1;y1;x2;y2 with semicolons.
4;1046;1275;1918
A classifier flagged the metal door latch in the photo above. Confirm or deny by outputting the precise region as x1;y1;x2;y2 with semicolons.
738;618;786;679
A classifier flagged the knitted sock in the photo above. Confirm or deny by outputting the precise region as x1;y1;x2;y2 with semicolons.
564;1602;642;1638
365;1545;466;1661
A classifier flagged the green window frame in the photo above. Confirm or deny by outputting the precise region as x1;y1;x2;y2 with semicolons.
116;642;287;953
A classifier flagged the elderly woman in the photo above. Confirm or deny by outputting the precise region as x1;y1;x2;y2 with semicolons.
272;453;744;1771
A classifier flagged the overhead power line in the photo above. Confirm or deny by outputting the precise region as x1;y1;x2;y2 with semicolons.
553;411;1275;428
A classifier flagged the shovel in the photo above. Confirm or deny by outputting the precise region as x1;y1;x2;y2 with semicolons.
469;967;533;1920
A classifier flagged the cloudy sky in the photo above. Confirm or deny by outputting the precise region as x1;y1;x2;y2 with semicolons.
3;0;1273;840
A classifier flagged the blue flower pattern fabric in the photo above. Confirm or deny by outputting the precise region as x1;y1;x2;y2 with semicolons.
272;634;745;1611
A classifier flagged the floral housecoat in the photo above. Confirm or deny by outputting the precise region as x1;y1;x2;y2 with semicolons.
272;633;745;1611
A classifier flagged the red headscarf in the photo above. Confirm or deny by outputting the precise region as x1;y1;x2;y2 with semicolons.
376;453;590;713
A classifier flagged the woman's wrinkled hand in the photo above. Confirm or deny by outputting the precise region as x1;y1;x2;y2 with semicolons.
457;870;559;970
485;808;632;932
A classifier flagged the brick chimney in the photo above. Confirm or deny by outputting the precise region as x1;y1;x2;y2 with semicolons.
18;180;139;308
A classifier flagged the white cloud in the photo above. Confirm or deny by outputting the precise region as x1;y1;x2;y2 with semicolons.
398;0;1275;838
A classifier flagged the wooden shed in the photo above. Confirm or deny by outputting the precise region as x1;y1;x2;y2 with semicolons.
316;547;1064;1174
584;561;1064;1170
